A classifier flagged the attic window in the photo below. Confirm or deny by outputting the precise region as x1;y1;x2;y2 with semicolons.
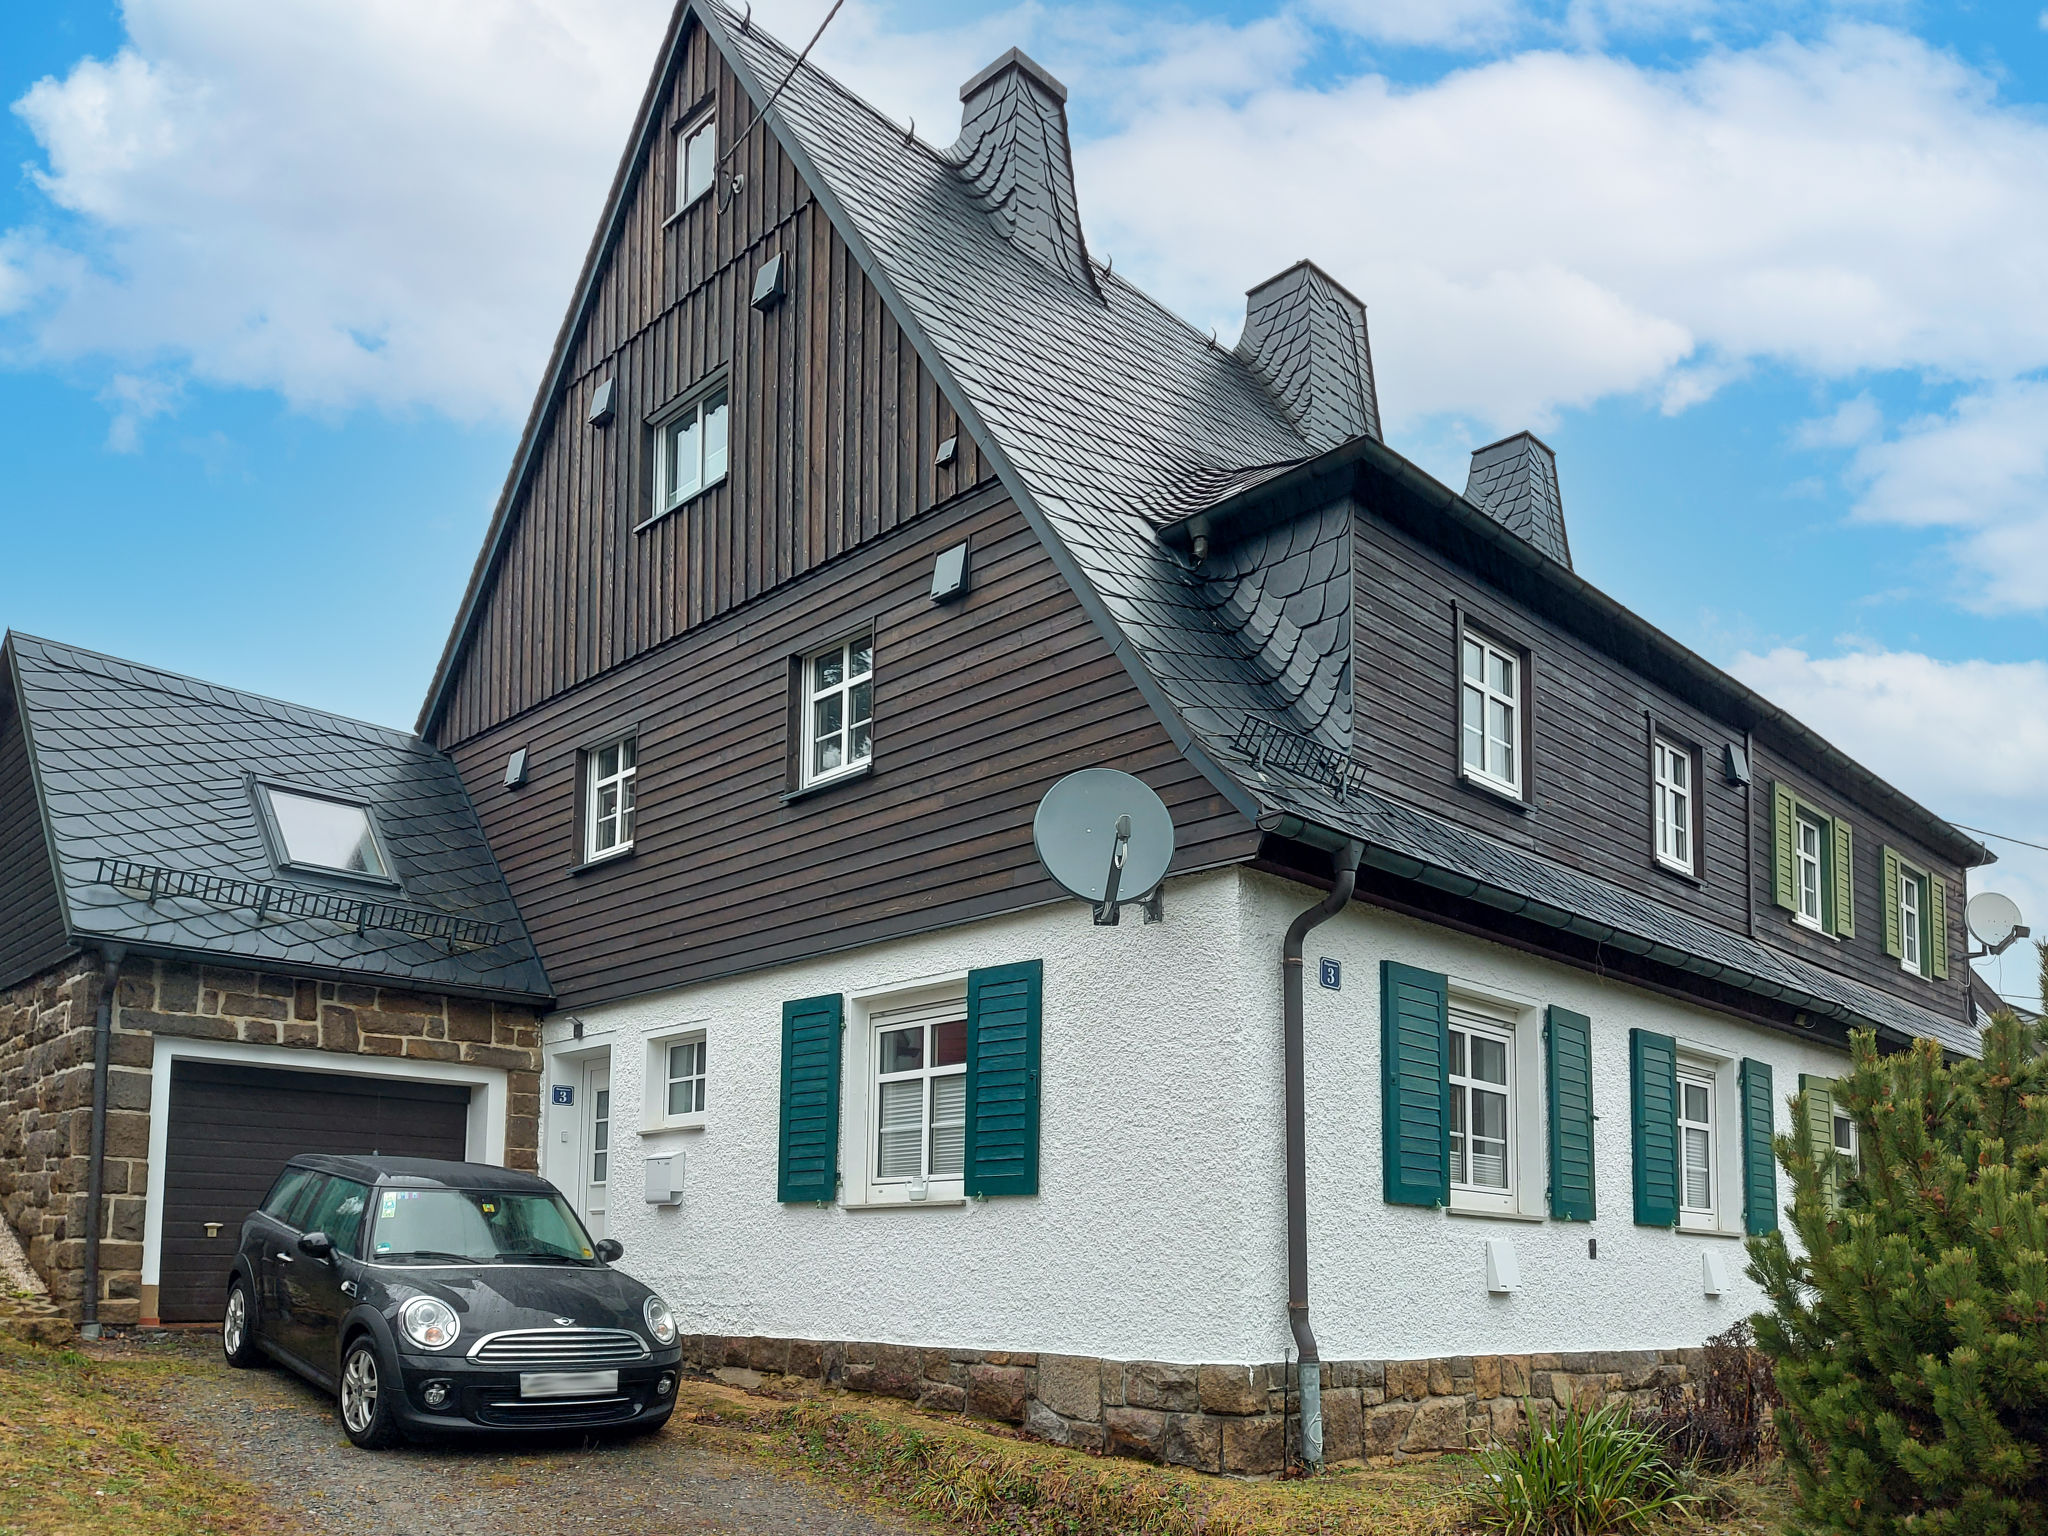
262;788;388;878
677;112;716;213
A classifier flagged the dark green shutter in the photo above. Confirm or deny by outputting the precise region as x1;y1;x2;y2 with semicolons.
778;994;842;1203
1801;1074;1839;1209
1630;1028;1679;1227
1771;783;1797;910
1881;846;1903;958
1381;962;1450;1208
1738;1058;1776;1235
1929;876;1950;979
965;961;1041;1197
1545;1006;1596;1221
1830;819;1855;937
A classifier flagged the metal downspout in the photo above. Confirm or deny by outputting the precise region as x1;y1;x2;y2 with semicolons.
1282;840;1364;1470
79;943;125;1339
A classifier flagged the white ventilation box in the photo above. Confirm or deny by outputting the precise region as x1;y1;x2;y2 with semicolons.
1484;1238;1519;1294
1702;1249;1728;1297
644;1153;684;1206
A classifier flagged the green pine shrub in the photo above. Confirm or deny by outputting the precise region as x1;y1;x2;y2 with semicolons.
1470;1400;1700;1536
1748;982;2048;1534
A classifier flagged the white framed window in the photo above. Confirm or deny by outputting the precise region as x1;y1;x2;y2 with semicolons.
643;1026;708;1132
1460;633;1521;796
802;636;873;787
260;786;391;880
652;387;729;518
676;112;716;212
1795;812;1826;930
1677;1063;1716;1229
1899;868;1924;975
584;735;636;861
1831;1106;1858;1166
1449;1008;1515;1214
1653;737;1694;874
846;991;967;1206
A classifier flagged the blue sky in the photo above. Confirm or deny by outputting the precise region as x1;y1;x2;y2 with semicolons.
5;1;2048;1001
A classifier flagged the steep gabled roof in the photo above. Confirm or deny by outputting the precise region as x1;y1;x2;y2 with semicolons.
8;633;549;1002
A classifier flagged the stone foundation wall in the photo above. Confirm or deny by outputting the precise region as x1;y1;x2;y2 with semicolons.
0;953;543;1327
678;1333;1698;1476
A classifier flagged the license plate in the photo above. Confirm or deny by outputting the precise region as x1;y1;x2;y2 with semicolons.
519;1370;618;1399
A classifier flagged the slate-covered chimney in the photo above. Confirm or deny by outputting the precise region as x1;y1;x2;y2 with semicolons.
949;48;1098;296
1235;260;1381;450
1464;432;1571;568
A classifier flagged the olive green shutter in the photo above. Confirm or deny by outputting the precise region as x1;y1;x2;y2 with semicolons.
1381;962;1450;1208
1630;1028;1680;1227
778;994;843;1203
964;961;1041;1197
1881;847;1903;958
1738;1059;1776;1235
1545;1006;1596;1221
1771;783;1797;910
1929;876;1950;979
1830;819;1855;937
1800;1074;1839;1208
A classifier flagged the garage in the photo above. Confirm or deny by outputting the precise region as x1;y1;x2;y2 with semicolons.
157;1059;472;1323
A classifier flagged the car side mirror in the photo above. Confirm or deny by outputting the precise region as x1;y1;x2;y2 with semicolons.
298;1230;335;1261
594;1237;624;1263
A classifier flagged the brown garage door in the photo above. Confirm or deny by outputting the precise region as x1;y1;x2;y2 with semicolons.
158;1060;471;1323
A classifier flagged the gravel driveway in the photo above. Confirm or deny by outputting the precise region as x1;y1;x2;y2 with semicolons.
110;1335;925;1536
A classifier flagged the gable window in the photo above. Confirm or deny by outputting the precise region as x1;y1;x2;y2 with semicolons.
584;735;636;861
1677;1064;1716;1229
1795;811;1827;930
261;786;389;879
1449;1007;1515;1213
803;636;873;787
652;387;729;518
1653;736;1695;875
1459;633;1521;797
872;998;967;1196
676;112;716;212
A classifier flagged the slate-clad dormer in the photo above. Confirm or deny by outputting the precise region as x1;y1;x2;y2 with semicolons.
1235;260;1382;449
948;48;1099;296
1465;430;1571;567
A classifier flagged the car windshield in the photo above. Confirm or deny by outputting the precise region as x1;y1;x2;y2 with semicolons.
367;1188;597;1265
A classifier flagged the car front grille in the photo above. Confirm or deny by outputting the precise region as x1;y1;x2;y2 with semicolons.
466;1328;650;1366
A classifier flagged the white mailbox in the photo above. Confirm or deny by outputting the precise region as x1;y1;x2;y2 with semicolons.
644;1153;684;1206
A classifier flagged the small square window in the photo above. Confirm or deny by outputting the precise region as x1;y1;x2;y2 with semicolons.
262;787;388;878
801;636;874;788
652;387;729;518
584;735;637;861
1459;632;1522;797
677;113;716;212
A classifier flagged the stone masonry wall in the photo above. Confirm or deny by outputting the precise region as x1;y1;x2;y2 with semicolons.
0;953;543;1327
677;1333;1698;1477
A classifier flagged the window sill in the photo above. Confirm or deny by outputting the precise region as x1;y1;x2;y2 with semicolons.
1790;917;1840;942
1674;1225;1747;1240
569;846;636;875
783;762;873;804
844;1195;966;1211
1653;858;1704;888
663;188;712;229
638;1120;705;1137
1446;1204;1545;1224
634;471;729;534
1458;772;1530;813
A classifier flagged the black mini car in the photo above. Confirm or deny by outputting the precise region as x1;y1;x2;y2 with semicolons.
221;1153;683;1447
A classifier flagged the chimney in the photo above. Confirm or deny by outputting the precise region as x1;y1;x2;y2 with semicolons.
1235;261;1381;450
950;49;1098;295
1464;432;1571;568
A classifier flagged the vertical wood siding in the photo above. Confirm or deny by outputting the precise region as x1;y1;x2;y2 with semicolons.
436;27;989;747
0;696;72;989
447;489;1258;1011
1351;502;1969;1025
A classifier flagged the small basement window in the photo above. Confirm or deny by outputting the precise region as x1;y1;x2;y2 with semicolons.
262;787;389;878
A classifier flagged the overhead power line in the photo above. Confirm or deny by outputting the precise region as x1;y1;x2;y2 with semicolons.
1952;823;2048;859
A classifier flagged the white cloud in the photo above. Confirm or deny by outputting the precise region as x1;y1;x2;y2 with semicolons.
1307;0;1525;49
1793;392;1881;450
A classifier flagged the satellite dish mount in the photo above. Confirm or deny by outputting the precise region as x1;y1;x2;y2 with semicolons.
1032;769;1175;927
1966;891;2031;959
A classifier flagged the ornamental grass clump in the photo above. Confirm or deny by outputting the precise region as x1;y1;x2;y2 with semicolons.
1470;1400;1700;1536
1748;983;2048;1535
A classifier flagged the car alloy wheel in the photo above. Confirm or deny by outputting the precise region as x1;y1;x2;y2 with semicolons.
221;1279;264;1370
341;1347;380;1434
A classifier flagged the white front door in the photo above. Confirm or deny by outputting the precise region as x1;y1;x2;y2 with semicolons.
581;1061;611;1239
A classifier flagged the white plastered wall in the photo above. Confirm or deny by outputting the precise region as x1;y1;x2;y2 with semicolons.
539;866;1850;1366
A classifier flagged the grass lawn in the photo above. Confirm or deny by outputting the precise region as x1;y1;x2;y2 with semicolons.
0;1335;269;1536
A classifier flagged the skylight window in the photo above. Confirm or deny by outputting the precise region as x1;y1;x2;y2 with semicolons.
264;788;388;878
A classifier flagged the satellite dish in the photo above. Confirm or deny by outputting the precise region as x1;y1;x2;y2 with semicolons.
1032;768;1175;925
1967;891;2028;955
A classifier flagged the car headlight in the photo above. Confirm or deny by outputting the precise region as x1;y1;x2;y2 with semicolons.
643;1295;677;1347
399;1295;461;1351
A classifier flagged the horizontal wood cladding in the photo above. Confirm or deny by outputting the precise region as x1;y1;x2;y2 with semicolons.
436;23;990;748
1351;502;1968;1024
0;695;72;989
448;489;1258;1010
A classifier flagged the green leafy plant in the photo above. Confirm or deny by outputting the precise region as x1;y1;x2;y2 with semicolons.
1749;975;2048;1534
1469;1400;1700;1536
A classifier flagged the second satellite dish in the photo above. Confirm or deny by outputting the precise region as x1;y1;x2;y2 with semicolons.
1966;891;2029;956
1033;768;1175;925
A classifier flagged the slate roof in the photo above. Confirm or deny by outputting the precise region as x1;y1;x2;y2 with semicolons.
6;634;550;1002
1466;432;1570;567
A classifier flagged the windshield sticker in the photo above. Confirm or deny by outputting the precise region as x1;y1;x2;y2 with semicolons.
480;1203;495;1214
581;1247;593;1259
380;1193;397;1217
375;1241;393;1253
